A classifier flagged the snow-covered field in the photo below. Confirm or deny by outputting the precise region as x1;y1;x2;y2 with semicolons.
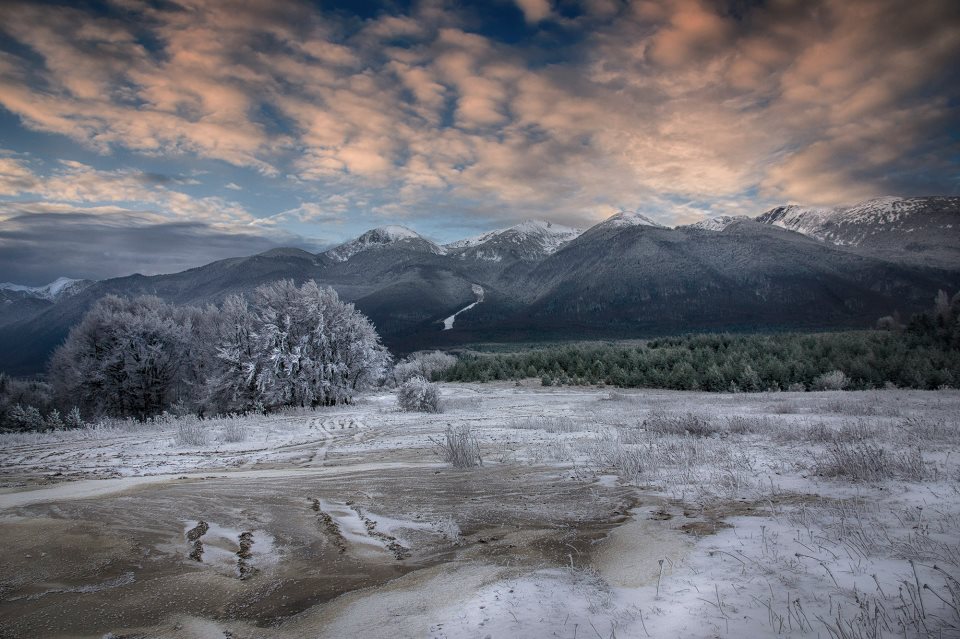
1;384;959;638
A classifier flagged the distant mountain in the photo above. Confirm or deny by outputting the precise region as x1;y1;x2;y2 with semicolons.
510;218;955;339
756;196;960;268
445;220;581;262
685;215;749;231
1;199;958;375
0;277;95;328
592;210;664;230
0;277;94;301
324;225;446;262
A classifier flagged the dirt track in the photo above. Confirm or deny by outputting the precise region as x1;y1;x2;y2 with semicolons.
0;448;639;637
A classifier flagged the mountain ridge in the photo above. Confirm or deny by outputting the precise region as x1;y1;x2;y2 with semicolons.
0;196;957;376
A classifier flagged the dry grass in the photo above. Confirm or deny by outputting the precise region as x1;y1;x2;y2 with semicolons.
508;416;583;433
174;420;207;447
814;441;927;482
432;424;482;469
219;421;247;443
642;411;720;437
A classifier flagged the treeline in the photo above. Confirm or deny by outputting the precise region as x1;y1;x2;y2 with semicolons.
440;292;960;391
1;280;390;431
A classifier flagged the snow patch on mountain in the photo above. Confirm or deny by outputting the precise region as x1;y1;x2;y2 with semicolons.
0;277;93;301
326;226;446;262
756;205;839;238
685;215;749;231
598;210;664;229
443;284;485;330
756;196;960;248
445;220;581;257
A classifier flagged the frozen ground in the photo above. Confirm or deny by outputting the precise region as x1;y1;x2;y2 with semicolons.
1;384;959;638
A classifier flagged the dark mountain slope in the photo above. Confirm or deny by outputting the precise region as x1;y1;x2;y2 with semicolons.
756;196;960;268
514;220;958;335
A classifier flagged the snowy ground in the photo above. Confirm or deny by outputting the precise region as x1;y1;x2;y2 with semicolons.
1;383;959;638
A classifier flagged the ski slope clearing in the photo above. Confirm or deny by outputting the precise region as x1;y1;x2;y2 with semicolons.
442;284;484;330
1;384;959;638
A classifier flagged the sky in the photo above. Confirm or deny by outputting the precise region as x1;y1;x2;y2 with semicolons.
0;0;958;284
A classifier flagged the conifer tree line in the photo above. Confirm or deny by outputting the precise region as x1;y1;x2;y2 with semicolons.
2;280;390;427
440;292;960;392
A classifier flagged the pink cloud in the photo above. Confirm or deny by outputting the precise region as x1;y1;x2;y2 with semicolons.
515;0;552;24
0;0;956;229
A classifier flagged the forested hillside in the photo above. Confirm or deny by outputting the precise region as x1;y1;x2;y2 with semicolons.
441;292;960;391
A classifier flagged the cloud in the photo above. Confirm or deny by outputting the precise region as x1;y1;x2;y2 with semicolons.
0;157;256;226
0;207;323;285
648;0;734;67
515;0;552;24
0;155;330;282
0;156;40;196
0;0;956;242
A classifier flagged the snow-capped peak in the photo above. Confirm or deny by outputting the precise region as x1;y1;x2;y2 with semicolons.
755;196;958;247
0;277;94;301
685;215;749;231
325;225;446;262
598;210;664;229
756;204;835;237
366;225;421;241
446;219;582;255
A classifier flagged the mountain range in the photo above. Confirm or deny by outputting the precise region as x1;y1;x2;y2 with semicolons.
1;196;958;376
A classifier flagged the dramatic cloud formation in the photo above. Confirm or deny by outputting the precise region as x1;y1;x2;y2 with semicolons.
0;0;957;282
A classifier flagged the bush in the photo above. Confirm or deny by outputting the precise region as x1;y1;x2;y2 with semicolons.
219;420;247;443
392;351;457;385
396;377;443;413
175;420;207;447
432;424;482;468
813;370;849;391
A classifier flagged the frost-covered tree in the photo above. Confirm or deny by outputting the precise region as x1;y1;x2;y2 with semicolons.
49;295;193;420
0;373;53;431
203;294;259;413
213;280;390;411
47;282;391;419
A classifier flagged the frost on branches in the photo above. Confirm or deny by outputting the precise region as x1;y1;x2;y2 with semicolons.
49;280;390;420
212;280;390;411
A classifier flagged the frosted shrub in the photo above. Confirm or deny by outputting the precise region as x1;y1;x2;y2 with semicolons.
175;420;207;446
432;424;482;468
813;370;849;391
396;377;442;413
220;420;247;443
392;351;457;385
